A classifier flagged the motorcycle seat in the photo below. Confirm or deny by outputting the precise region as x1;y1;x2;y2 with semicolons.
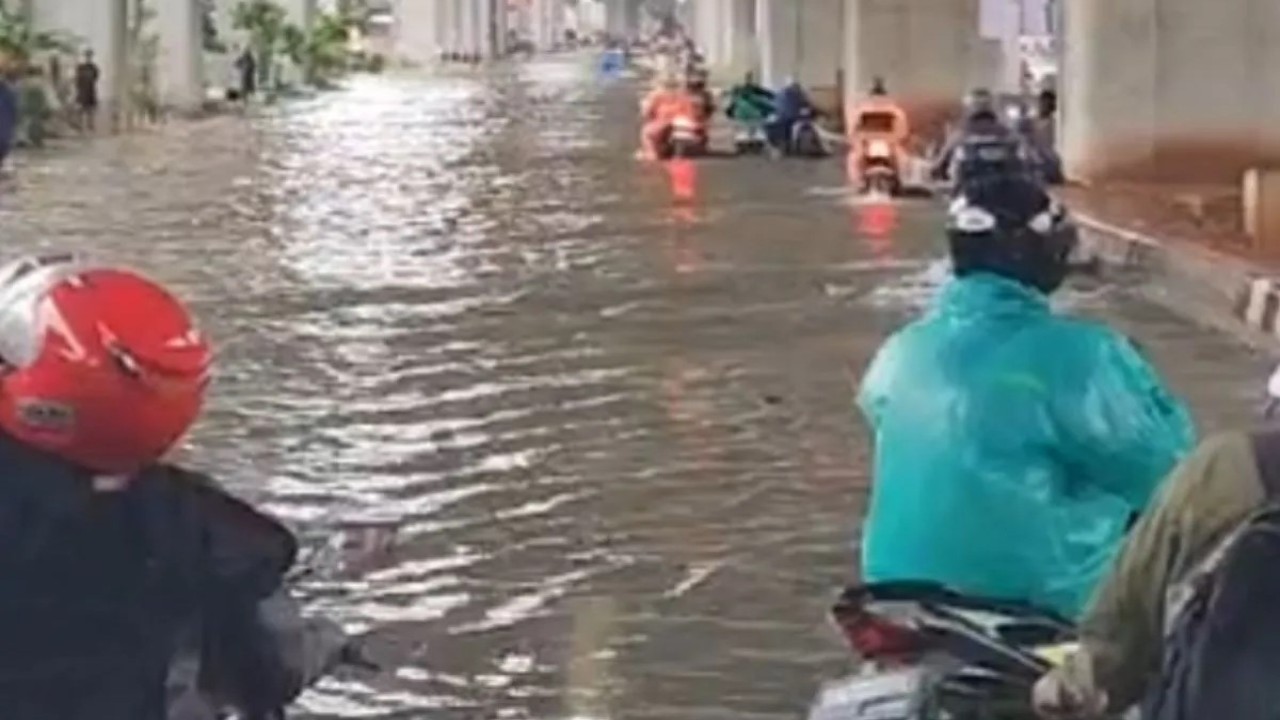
835;581;1073;650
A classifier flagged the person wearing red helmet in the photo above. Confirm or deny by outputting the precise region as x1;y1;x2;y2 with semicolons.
0;255;349;719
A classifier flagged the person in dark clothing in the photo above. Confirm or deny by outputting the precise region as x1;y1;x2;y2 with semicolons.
73;50;99;132
931;87;1029;185
0;254;345;720
234;47;257;101
0;76;17;170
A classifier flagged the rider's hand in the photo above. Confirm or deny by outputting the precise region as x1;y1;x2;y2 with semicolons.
1032;667;1109;719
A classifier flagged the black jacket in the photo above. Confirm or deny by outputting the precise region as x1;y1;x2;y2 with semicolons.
0;432;297;720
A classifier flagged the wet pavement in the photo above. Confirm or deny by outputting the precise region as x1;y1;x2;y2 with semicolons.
0;55;1272;719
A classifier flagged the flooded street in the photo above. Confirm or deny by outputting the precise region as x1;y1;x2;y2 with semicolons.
0;56;1271;719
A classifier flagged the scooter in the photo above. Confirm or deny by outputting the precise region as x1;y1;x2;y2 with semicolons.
859;137;901;196
734;122;767;155
808;581;1089;720
789;108;827;158
660;114;708;159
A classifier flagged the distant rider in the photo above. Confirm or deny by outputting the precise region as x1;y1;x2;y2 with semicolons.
639;73;694;159
931;88;1029;185
765;76;816;152
0;254;348;719
847;77;910;185
685;70;715;123
857;175;1195;619
725;71;774;125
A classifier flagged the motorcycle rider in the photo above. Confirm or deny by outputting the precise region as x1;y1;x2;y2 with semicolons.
847;77;910;188
639;72;690;160
684;69;715;123
931;87;1029;185
0;254;340;719
725;71;774;125
857;175;1195;619
765;76;816;153
1033;364;1280;719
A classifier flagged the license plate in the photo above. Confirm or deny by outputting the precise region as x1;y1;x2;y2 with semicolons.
807;667;927;720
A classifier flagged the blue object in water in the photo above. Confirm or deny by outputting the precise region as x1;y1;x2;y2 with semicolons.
857;273;1196;619
599;49;625;78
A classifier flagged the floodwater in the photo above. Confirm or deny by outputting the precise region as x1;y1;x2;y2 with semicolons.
0;56;1270;719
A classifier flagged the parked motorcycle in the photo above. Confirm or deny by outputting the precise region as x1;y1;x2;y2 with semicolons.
808;581;1083;720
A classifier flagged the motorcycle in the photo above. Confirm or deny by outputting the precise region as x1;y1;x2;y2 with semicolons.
788;108;827;158
661;113;708;159
809;581;1081;720
860;137;901;196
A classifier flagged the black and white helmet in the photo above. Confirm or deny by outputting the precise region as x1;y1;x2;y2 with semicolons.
946;175;1077;293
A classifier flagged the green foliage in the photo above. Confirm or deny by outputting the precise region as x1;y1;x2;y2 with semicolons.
201;0;226;53
0;5;76;73
234;0;370;91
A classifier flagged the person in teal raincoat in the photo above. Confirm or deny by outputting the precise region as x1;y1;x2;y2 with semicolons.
857;175;1196;620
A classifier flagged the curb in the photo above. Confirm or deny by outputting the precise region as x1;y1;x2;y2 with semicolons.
1069;211;1280;350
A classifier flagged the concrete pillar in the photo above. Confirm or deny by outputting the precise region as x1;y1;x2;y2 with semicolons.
155;0;205;113
755;0;795;89
843;0;982;135
395;0;443;65
755;0;840;101
719;0;754;79
603;0;631;39
490;0;508;57
459;0;480;59
532;0;561;50
442;0;462;57
33;0;128;128
1061;0;1280;183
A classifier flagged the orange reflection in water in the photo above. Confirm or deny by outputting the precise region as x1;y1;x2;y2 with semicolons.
665;157;699;203
663;158;702;272
853;199;899;260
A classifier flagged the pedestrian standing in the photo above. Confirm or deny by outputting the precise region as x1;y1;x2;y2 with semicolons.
234;46;257;102
0;74;16;172
73;49;99;133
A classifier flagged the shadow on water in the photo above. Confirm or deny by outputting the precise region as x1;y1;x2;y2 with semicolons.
0;55;1268;718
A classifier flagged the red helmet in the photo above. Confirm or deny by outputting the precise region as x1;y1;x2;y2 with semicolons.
0;255;211;474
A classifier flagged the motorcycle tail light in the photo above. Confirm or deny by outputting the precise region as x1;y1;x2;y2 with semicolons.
867;139;892;158
832;606;922;659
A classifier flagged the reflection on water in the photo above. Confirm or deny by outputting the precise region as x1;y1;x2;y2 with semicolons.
0;56;1267;719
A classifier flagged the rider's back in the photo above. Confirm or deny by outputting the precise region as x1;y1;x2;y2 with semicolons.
858;273;1194;618
0;432;295;720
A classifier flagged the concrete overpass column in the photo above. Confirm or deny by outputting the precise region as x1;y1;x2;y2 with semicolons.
1061;0;1280;182
603;0;632;39
755;0;796;88
721;0;755;79
532;0;562;50
754;0;840;104
154;0;204;113
490;0;508;57
395;0;443;65
463;0;483;60
33;0;128;128
843;0;982;134
691;0;721;63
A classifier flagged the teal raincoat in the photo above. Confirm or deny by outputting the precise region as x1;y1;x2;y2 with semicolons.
857;273;1195;619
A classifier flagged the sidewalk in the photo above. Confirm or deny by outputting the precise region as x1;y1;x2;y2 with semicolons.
1057;182;1280;349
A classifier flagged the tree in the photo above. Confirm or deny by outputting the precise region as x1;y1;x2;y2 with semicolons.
233;0;287;88
0;5;75;76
